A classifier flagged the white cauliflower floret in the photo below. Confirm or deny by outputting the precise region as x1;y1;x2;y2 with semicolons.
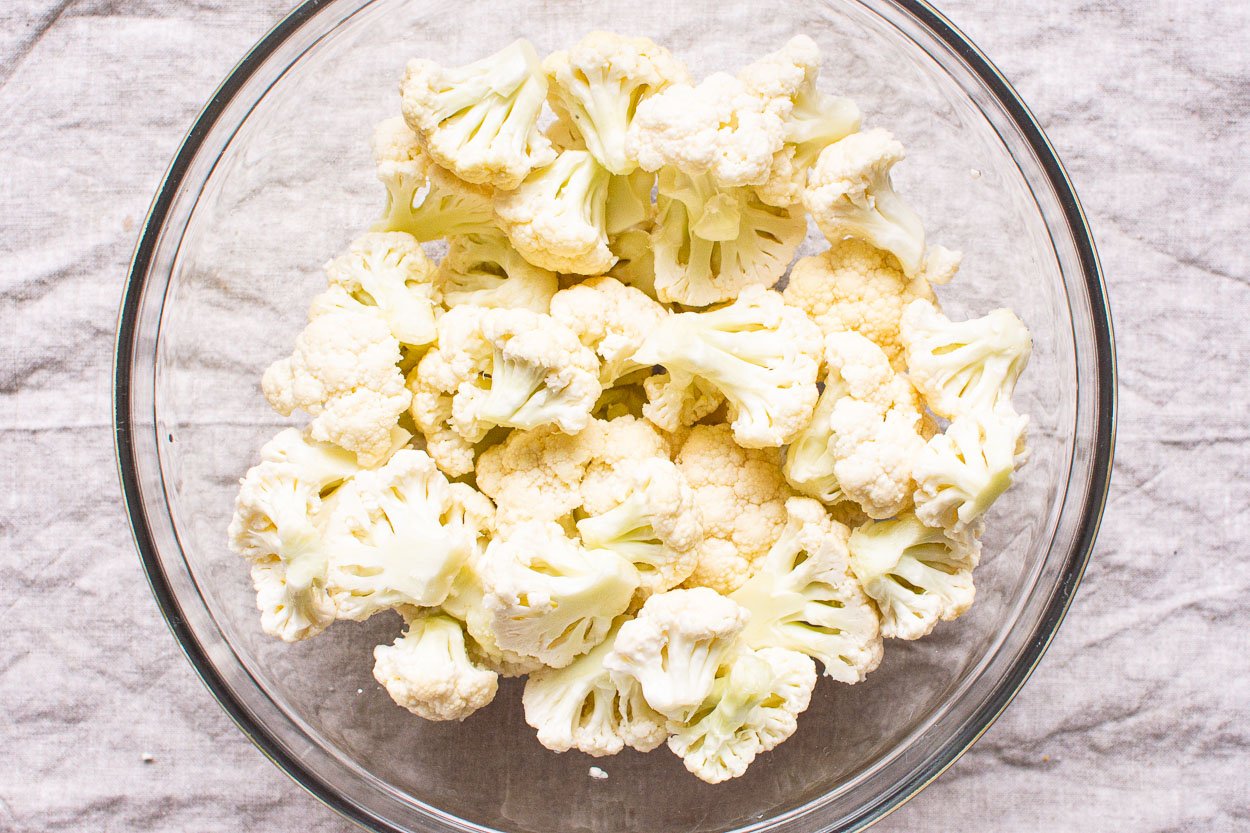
651;169;806;306
604;587;749;722
408;306;601;475
370;117;497;241
401;39;555;190
666;647;816;784
913;406;1030;534
439;556;545;678
743;36;863;208
523;616;667;757
804;129;927;277
783;238;947;370
627;72;787;188
812;331;928;518
676;424;792;593
576;457;702;599
495;150;616;275
848;513;980;640
479;521;639;668
550;276;667;384
373;610;499;722
317;231;441;347
262;308;410;467
900;298;1033;419
782;376;843;504
325;449;479;621
730;497;882;683
475;424;599;528
436;231;557;313
634;286;822;448
544;32;689;175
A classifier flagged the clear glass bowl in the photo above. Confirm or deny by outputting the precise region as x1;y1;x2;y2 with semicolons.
114;1;1115;831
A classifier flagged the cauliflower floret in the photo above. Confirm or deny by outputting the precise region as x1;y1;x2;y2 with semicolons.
604;587;749;722
408;306;601;475
370;117;497;241
635;286;822;448
479;521;639;667
550;276;667;384
848;513;980;640
742;36;863;208
317;231;441;347
436;231;558;313
783;238;945;369
522;616;667;757
495;150;616;275
730;497;882;683
914;406;1030;534
544;32;689;175
793;331;927;518
373;610;499;721
900;299;1033;419
262;308;410;467
475;424;599;528
666;647;816;784
401;39;555;190
440;556;545;678
576;457;702;599
325;449;480;620
804;129;927;277
651;169;806;307
676;424;792;593
627;72;788;188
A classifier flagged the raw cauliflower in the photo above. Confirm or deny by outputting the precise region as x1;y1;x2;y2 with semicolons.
783;238;945;369
401;39;555;189
374;610;499;721
318;231;441;348
675;424;793;594
436;231;558;313
731;497;882;683
635;286;823;448
550;276;668;385
262;307;410;468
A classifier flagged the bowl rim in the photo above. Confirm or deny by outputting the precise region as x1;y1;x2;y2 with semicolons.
113;1;1117;830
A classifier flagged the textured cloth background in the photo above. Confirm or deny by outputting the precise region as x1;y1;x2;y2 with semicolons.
1;1;1246;831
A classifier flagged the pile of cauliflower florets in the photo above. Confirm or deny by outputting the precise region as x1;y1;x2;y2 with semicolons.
228;32;1033;785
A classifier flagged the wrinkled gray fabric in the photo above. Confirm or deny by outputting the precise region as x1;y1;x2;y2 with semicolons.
1;1;1245;831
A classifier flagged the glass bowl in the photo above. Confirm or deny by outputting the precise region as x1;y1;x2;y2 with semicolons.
114;1;1115;831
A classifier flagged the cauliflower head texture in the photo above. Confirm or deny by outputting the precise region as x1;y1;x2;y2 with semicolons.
374;610;499;721
550;276;667;385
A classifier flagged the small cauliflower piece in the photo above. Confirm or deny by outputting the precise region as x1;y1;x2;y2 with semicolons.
374;610;499;722
370;117;497;241
523;616;667;757
783;238;945;369
550;276;667;385
475;424;600;528
627;72;787;189
914;406;1030;534
409;306;601;475
495;150;616;275
744;36;863;208
544;32;689;175
436;231;558;313
900;299;1033;419
318;231;441;347
577;457;702;599
676;424;792;593
604;587;749;722
804;129;927;277
848;513;980;640
782;375;843;504
634;286;822;448
262;308;410;468
401;39;555;190
480;521;639;667
325;449;480;620
667;647;816;784
440;556;546;678
730;497;882;683
651;169;806;307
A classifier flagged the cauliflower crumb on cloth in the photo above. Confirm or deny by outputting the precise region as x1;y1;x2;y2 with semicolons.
228;31;1034;786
